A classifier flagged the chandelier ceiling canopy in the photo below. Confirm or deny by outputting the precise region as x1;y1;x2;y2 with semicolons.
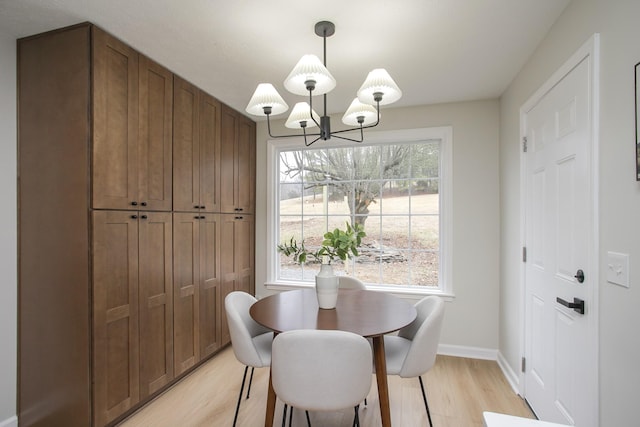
245;21;402;146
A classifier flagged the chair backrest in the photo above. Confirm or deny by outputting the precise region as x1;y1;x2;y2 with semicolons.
397;296;445;378
271;329;372;411
338;276;366;290
225;291;272;368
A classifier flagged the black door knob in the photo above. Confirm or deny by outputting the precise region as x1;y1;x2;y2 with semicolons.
574;269;585;283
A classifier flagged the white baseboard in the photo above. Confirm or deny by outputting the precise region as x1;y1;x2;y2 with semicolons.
0;415;17;427
497;351;522;395
438;343;498;360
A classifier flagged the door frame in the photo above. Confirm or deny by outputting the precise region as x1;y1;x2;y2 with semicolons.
518;34;600;422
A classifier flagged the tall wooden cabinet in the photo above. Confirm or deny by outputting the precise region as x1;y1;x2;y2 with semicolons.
18;22;255;427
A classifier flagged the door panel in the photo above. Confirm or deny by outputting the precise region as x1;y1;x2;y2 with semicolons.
93;28;139;210
199;213;221;357
523;53;595;426
199;93;221;213
172;212;200;376
220;107;237;213
237;116;256;213
173;77;201;212
92;210;140;426
138;212;174;398
138;55;173;211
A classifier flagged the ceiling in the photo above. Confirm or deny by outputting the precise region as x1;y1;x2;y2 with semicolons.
0;0;570;119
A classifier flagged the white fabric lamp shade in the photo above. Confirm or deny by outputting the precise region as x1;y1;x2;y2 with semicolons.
357;68;402;106
284;54;336;96
285;102;320;129
245;83;289;116
342;98;378;126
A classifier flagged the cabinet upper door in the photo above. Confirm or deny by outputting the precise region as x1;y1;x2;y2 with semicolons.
138;55;173;211
92;28;139;210
198;92;221;213
220;106;256;214
236;115;256;214
173;77;201;212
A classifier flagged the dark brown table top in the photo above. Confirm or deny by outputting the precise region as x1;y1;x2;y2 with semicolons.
249;288;417;338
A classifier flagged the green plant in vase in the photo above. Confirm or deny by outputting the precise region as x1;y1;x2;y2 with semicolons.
277;221;366;265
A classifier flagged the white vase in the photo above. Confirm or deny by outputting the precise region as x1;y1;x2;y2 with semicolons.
315;262;339;309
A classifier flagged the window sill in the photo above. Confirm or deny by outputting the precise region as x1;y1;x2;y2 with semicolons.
264;281;455;302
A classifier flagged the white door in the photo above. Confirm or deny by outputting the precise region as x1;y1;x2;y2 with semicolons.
522;37;598;426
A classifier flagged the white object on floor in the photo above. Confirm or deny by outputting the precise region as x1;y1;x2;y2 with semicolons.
483;412;571;427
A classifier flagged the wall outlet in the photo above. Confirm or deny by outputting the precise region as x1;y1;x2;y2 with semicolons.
607;251;629;288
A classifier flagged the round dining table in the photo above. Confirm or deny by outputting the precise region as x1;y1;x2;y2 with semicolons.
250;288;417;427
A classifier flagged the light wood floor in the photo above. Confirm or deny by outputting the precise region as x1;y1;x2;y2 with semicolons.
118;346;534;426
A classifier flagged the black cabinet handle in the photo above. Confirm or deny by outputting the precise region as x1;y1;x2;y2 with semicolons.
556;297;585;315
200;205;206;209
131;201;138;206
235;216;243;220
195;205;201;209
141;215;148;219
131;215;138;219
141;202;147;206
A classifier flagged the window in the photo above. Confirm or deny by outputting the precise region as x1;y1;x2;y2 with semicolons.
266;127;452;295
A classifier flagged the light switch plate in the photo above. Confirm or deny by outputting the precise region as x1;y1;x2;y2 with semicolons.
607;251;629;288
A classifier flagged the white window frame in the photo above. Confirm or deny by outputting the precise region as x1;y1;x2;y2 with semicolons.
265;126;454;299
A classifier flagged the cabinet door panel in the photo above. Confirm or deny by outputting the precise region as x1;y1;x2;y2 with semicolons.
236;116;256;214
220;107;237;213
92;210;140;426
199;93;221;212
93;28;139;210
172;213;200;375
139;55;173;211
138;212;173;398
199;213;221;357
235;215;254;295
173;77;200;212
220;107;256;214
220;214;254;344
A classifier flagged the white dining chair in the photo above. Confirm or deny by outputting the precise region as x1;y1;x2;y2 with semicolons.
224;291;273;427
272;329;372;427
384;295;445;427
338;275;366;290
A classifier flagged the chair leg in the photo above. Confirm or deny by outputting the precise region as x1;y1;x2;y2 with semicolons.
418;376;433;427
282;404;288;427
246;367;255;399
306;410;311;426
353;404;360;427
232;366;249;427
288;405;293;427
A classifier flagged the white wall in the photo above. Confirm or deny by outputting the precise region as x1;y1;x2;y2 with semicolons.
0;30;18;427
499;0;640;424
255;99;502;351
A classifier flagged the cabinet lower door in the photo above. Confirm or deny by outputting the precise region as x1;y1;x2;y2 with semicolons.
92;210;140;426
138;212;174;398
199;213;221;358
172;213;201;376
220;214;254;345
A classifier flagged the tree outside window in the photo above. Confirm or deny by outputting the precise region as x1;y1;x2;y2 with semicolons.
277;139;442;287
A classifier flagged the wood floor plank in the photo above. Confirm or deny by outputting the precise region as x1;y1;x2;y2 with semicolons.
118;347;533;426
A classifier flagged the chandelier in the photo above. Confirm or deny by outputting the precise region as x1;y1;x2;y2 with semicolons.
245;21;402;146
